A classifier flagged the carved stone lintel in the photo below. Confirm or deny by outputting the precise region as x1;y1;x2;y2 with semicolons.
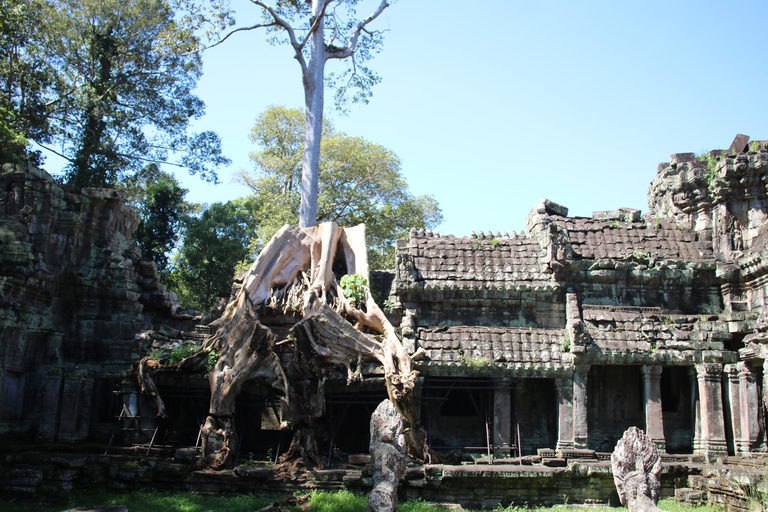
611;426;664;512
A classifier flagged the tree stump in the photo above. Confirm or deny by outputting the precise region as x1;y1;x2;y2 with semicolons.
611;426;664;512
368;399;407;512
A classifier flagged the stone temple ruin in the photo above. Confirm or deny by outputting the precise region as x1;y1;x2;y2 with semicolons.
1;135;768;504
386;135;767;461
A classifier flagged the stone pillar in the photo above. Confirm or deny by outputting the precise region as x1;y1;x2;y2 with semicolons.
764;360;768;426
573;364;589;449
694;363;727;458
642;365;665;452
555;377;574;451
492;378;512;456
36;369;63;442
690;366;701;452
724;364;742;455
736;362;760;454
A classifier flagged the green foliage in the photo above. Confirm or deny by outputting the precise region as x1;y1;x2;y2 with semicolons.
236;106;442;269
630;250;651;266
0;0;229;186
167;345;201;365
121;165;197;276
749;140;762;152
0;105;30;164
340;273;368;308
0;0;51;165
305;489;367;512
167;197;260;310
148;343;200;365
206;348;219;374
458;349;491;368
696;151;727;186
0;490;273;512
0;491;725;512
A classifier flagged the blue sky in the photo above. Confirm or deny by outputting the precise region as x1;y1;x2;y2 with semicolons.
46;1;768;237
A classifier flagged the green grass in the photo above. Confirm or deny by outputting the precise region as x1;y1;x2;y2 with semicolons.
0;491;725;512
0;490;274;512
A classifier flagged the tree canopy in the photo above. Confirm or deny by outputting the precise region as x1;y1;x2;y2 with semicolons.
236;105;442;269
0;0;229;186
0;0;51;164
167;197;260;311
120;165;198;277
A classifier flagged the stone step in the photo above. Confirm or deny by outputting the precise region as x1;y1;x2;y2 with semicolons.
675;487;706;503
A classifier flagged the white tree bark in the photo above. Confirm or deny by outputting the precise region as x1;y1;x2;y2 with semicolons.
247;0;391;228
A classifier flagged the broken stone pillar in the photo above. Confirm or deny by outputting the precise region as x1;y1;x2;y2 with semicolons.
694;363;727;458
611;426;663;512
555;377;574;451
368;399;407;512
573;364;589;449
641;365;665;452
492;378;513;457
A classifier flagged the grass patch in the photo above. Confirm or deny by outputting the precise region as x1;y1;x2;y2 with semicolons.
0;490;274;512
0;491;725;512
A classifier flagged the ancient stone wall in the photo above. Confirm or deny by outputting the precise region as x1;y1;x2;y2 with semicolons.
0;163;185;442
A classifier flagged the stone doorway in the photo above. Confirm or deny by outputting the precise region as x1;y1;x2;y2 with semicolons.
587;365;644;452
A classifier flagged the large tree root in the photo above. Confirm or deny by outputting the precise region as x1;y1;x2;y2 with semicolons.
197;222;428;468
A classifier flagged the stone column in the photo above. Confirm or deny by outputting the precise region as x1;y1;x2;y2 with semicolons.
764;360;768;427
690;366;701;452
36;369;63;442
724;364;741;455
492;378;512;456
737;362;760;454
555;377;574;451
642;365;665;452
694;363;727;458
573;364;589;449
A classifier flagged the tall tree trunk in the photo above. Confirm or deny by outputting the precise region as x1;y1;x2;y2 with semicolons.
299;1;327;228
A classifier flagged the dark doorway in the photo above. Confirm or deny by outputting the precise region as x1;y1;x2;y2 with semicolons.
588;365;644;452
661;366;694;453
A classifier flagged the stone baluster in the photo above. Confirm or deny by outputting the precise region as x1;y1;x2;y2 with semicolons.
573;364;589;449
555;377;574;451
642;365;665;452
694;363;727;458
